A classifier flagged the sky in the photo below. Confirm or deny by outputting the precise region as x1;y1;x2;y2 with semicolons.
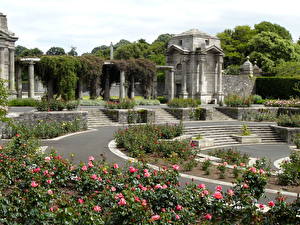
1;0;300;54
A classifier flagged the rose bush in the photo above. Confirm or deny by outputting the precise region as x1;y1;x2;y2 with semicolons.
0;134;299;224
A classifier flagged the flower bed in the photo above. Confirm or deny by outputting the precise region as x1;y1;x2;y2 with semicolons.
105;99;136;109
264;99;300;107
1;135;299;224
36;100;79;111
167;98;201;108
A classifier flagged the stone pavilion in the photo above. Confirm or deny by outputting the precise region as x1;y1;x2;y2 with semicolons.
166;29;224;103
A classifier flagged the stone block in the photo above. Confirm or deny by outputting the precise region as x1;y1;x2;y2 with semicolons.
231;134;262;144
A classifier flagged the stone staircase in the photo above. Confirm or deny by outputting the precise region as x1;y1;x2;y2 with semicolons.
184;124;285;146
211;108;234;121
82;108;117;128
155;108;180;124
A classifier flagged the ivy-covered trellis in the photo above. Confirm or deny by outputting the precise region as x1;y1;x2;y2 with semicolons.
35;55;156;101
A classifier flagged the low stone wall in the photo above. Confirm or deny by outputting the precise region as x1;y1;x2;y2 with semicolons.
216;107;300;120
271;125;300;144
165;107;213;121
102;109;155;124
1;111;88;138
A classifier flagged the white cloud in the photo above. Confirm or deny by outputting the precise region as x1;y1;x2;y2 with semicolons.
1;0;300;54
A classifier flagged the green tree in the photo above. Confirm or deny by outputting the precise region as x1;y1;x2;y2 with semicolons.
153;33;174;47
67;46;78;56
114;42;149;60
114;39;131;49
46;47;66;55
20;48;43;57
254;21;292;41
15;45;28;57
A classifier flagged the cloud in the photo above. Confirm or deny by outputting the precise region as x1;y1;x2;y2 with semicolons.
1;0;300;54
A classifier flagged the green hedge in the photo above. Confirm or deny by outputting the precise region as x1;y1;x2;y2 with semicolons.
256;77;300;99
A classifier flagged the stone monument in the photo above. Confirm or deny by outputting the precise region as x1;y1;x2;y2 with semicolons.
166;29;224;103
0;12;18;91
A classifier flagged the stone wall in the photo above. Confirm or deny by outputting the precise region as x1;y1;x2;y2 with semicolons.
271;125;300;144
165;107;213;121
102;109;155;124
223;75;255;97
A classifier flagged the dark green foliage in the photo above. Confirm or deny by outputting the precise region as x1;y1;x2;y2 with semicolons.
46;47;66;55
254;21;292;41
35;100;78;111
256;76;300;99
157;96;168;104
273;61;300;77
19;48;43;57
8;98;38;107
278;152;300;185
167;98;201;108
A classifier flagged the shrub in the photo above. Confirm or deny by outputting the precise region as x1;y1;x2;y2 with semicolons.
167;98;201;108
65;101;79;110
105;99;136;109
201;159;212;175
224;94;252;107
242;109;277;122
8;98;38;107
36;100;66;111
278;152;300;185
264;98;300;107
208;148;249;165
277;114;300;127
223;65;240;75
157;96;168;104
241;124;251;136
293;134;300;149
256;76;300;99
251;95;264;104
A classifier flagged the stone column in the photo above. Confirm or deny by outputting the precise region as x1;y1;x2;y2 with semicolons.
214;58;218;94
217;55;224;102
180;57;188;99
76;79;83;99
104;73;110;101
164;70;168;97
195;60;200;95
199;55;207;96
130;76;135;99
9;49;15;91
28;61;35;98
168;68;175;101
16;65;22;98
119;70;125;99
0;47;5;80
47;79;54;100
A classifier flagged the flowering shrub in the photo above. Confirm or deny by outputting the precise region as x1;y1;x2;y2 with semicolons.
264;99;300;107
3;118;84;139
167;98;201;108
208;148;249;165
0;135;299;224
224;94;252;107
105;99;136;109
278;152;300;185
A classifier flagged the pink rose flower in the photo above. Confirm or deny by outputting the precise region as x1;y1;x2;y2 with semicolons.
78;198;84;204
215;185;222;191
202;190;209;195
268;201;275;207
198;183;206;189
162;184;168;189
118;198;127;206
44;156;51;162
144;172;151;177
88;161;94;168
141;199;147;206
33;167;41;173
31;181;38;187
90;174;98;180
81;165;88;171
172;164;180;170
46;179;52;184
129;166;138;173
175;205;183;211
204;213;212;220
111;186;116;192
88;156;95;161
243;183;249;189
259;204;265;209
227;189;234;196
113;163;119;169
175;214;180;220
151;215;160;221
249;167;257;173
213;191;223;199
47;189;53;195
93;205;102;212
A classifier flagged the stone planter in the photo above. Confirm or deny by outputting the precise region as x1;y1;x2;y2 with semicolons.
191;138;214;148
231;134;262;143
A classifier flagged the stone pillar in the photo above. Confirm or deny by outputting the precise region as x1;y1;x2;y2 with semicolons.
104;73;110;101
76;79;83;99
28;61;35;98
130;76;135;99
164;70;168;97
9;48;15;91
110;42;114;60
217;55;224;103
47;79;54;100
0;47;5;80
119;70;125;99
16;65;22;98
195;60;200;95
168;68;175;101
199;55;207;97
180;57;188;99
214;58;218;94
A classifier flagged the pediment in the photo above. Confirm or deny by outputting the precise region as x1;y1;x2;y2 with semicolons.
202;45;224;55
0;30;18;41
167;44;190;54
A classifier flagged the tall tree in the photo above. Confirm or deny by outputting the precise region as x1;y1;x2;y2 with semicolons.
254;21;292;41
46;47;66;55
20;48;43;57
15;45;28;57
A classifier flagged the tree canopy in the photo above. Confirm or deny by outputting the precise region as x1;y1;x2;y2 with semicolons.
46;47;66;56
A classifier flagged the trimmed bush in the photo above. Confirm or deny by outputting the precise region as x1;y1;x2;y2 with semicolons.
224;94;252;107
256;76;300;99
167;98;201;108
157;96;168;104
8;98;38;107
105;99;136;109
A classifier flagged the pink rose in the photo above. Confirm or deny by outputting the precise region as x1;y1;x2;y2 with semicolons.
175;205;183;211
198;183;206;189
175;214;180;220
151;215;160;221
227;189;234;196
93;205;102;212
154;184;162;189
88;156;95;161
204;213;212;220
243;183;249;189
118;198;127;206
46;179;52;184
268;201;275;207
215;185;222;191
88;161;94;168
259;204;265;209
33;167;41;173
78;198;84;204
249;167;257;173
172;164;180;171
144;172;151;177
111;186;116;192
47;189;53;195
141;199;147;206
90;174;98;180
202;190;209;195
81;165;88;171
129;166;138;173
161;208;166;212
31;181;38;187
162;184;168;189
113;163;119;169
213;191;223;199
44;156;51;162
